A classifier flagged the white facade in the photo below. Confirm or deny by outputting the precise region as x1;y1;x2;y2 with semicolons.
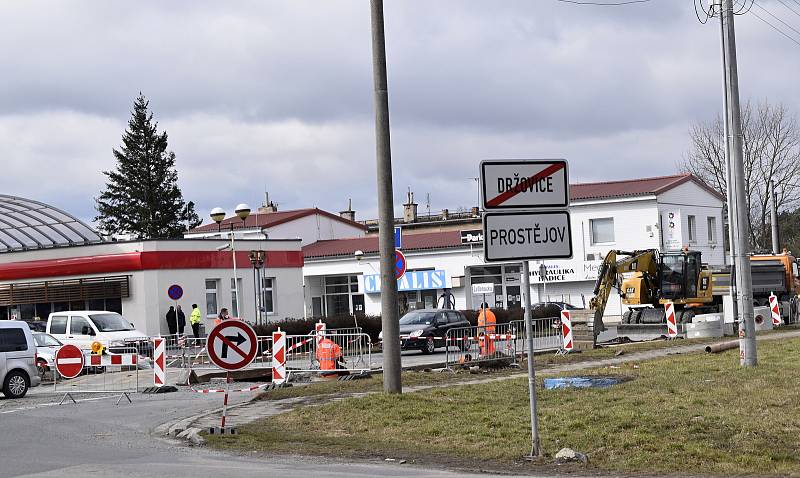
0;239;304;336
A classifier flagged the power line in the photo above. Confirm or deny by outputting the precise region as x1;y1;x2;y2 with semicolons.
753;0;800;38
554;0;653;5
774;0;800;19
749;7;800;47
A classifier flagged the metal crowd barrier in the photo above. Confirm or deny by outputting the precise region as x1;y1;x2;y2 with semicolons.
509;317;564;355
51;345;140;405
445;323;518;370
283;332;371;375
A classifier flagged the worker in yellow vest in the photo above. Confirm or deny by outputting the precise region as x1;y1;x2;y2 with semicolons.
190;304;202;338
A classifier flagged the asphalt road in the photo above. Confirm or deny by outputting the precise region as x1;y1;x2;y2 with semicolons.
1;386;550;478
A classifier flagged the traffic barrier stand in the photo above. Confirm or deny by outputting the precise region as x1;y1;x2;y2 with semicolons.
665;302;678;338
53;345;139;405
769;294;782;327
509;317;563;359
283;332;371;378
445;323;517;370
559;310;574;355
153;337;166;387
272;329;287;385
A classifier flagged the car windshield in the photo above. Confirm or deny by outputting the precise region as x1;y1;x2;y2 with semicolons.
34;333;62;347
399;311;436;325
89;313;134;332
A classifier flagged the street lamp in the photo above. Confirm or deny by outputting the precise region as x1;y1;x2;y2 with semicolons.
249;250;266;326
210;204;251;320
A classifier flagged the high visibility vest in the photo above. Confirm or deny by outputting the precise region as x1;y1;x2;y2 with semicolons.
190;308;202;325
478;308;496;333
316;339;341;371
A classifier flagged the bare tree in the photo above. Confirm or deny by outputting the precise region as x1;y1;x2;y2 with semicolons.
682;100;800;251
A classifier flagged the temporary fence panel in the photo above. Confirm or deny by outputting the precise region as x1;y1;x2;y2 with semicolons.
445;323;518;369
52;345;140;404
509;317;564;355
283;332;371;376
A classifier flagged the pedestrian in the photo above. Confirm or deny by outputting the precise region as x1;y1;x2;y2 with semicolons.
176;305;186;336
166;305;177;336
477;302;497;357
215;307;230;327
190;304;202;338
316;336;346;378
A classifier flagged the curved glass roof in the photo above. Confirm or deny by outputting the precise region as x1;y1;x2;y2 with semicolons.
0;195;103;252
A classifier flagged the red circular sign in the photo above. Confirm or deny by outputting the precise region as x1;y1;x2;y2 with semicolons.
207;321;258;371
395;250;407;280
55;344;84;379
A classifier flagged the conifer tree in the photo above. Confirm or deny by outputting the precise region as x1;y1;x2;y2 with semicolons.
95;94;201;238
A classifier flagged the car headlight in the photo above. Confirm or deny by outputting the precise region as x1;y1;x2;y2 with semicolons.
409;329;425;338
108;340;126;347
378;331;383;340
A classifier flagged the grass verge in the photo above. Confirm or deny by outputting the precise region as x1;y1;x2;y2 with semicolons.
212;335;800;476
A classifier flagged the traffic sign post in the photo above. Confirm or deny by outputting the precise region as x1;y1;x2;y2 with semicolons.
480;159;572;460
207;320;258;433
167;284;183;301
395;250;407;280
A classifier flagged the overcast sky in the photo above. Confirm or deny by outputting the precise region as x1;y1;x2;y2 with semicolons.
0;1;798;225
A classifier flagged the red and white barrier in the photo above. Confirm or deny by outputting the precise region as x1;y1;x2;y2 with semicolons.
665;301;678;338
153;337;165;387
314;321;326;348
561;310;574;352
769;294;782;327
192;383;271;394
272;329;286;385
88;353;138;366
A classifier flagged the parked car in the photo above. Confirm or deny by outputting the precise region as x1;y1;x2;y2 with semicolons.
379;309;471;354
32;332;62;380
531;302;583;327
0;321;41;398
24;320;47;332
46;311;151;356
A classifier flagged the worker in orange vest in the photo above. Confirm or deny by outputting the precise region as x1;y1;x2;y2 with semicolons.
477;302;496;357
214;307;230;327
316;336;346;378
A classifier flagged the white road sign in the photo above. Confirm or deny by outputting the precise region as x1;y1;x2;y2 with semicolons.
471;283;495;295
483;211;573;262
480;159;569;210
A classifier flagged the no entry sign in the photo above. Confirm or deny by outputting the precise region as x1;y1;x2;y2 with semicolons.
480;160;569;210
207;321;258;371
55;344;84;379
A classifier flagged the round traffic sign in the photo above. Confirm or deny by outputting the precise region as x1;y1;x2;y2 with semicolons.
395;250;407;280
207;321;258;371
167;284;184;301
55;344;84;379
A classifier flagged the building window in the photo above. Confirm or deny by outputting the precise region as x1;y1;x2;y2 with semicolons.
230;278;242;318
688;215;697;242
590;218;615;244
262;278;274;315
707;216;716;242
323;275;359;317
205;279;219;318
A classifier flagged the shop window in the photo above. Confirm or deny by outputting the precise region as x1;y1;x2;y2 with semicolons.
35;303;52;320
19;304;35;321
590;218;615;244
86;299;105;311
312;297;323;317
262;278;274;315
205;279;219;318
106;298;123;314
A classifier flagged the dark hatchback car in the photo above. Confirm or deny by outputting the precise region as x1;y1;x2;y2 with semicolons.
381;309;471;354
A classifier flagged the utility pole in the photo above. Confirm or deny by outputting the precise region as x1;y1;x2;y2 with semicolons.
370;0;402;393
718;0;739;326
521;261;541;458
722;0;757;366
770;180;780;254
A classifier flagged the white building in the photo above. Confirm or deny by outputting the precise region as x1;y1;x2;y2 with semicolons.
302;174;726;320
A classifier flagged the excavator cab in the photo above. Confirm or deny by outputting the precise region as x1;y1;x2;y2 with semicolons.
658;251;712;304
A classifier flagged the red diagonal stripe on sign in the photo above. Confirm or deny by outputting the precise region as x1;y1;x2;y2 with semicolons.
561;323;570;337
156;351;165;372
274;344;285;364
486;163;565;207
218;333;248;360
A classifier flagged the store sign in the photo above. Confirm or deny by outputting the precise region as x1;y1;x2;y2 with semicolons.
664;210;682;250
363;270;447;294
460;229;484;244
528;260;603;283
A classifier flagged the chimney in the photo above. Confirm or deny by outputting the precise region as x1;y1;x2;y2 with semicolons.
340;198;356;222
441;208;449;220
403;190;418;223
257;191;278;214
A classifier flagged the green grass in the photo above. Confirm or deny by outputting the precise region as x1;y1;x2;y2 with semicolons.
212;335;800;476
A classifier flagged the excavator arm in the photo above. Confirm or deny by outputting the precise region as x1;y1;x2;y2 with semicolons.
589;249;659;336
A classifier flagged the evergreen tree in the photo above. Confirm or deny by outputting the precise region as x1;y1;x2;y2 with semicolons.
95;94;201;238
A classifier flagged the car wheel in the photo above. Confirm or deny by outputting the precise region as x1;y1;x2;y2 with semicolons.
3;371;29;399
421;336;436;354
36;360;48;380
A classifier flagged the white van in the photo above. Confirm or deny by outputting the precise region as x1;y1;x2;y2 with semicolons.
46;311;150;355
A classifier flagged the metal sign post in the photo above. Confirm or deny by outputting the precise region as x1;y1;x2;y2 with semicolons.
479;158;572;460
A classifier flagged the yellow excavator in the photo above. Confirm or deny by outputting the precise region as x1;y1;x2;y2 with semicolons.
589;249;716;336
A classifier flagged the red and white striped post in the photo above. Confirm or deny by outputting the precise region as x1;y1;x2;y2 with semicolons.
769;293;781;327
221;372;230;429
153;337;165;387
560;310;573;352
314;321;326;347
664;301;678;338
272;328;286;385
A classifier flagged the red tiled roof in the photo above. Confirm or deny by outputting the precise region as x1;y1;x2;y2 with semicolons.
303;230;464;259
570;173;724;201
189;208;367;234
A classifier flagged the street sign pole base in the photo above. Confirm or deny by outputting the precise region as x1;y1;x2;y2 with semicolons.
58;392;77;405
208;426;237;435
115;392;132;406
